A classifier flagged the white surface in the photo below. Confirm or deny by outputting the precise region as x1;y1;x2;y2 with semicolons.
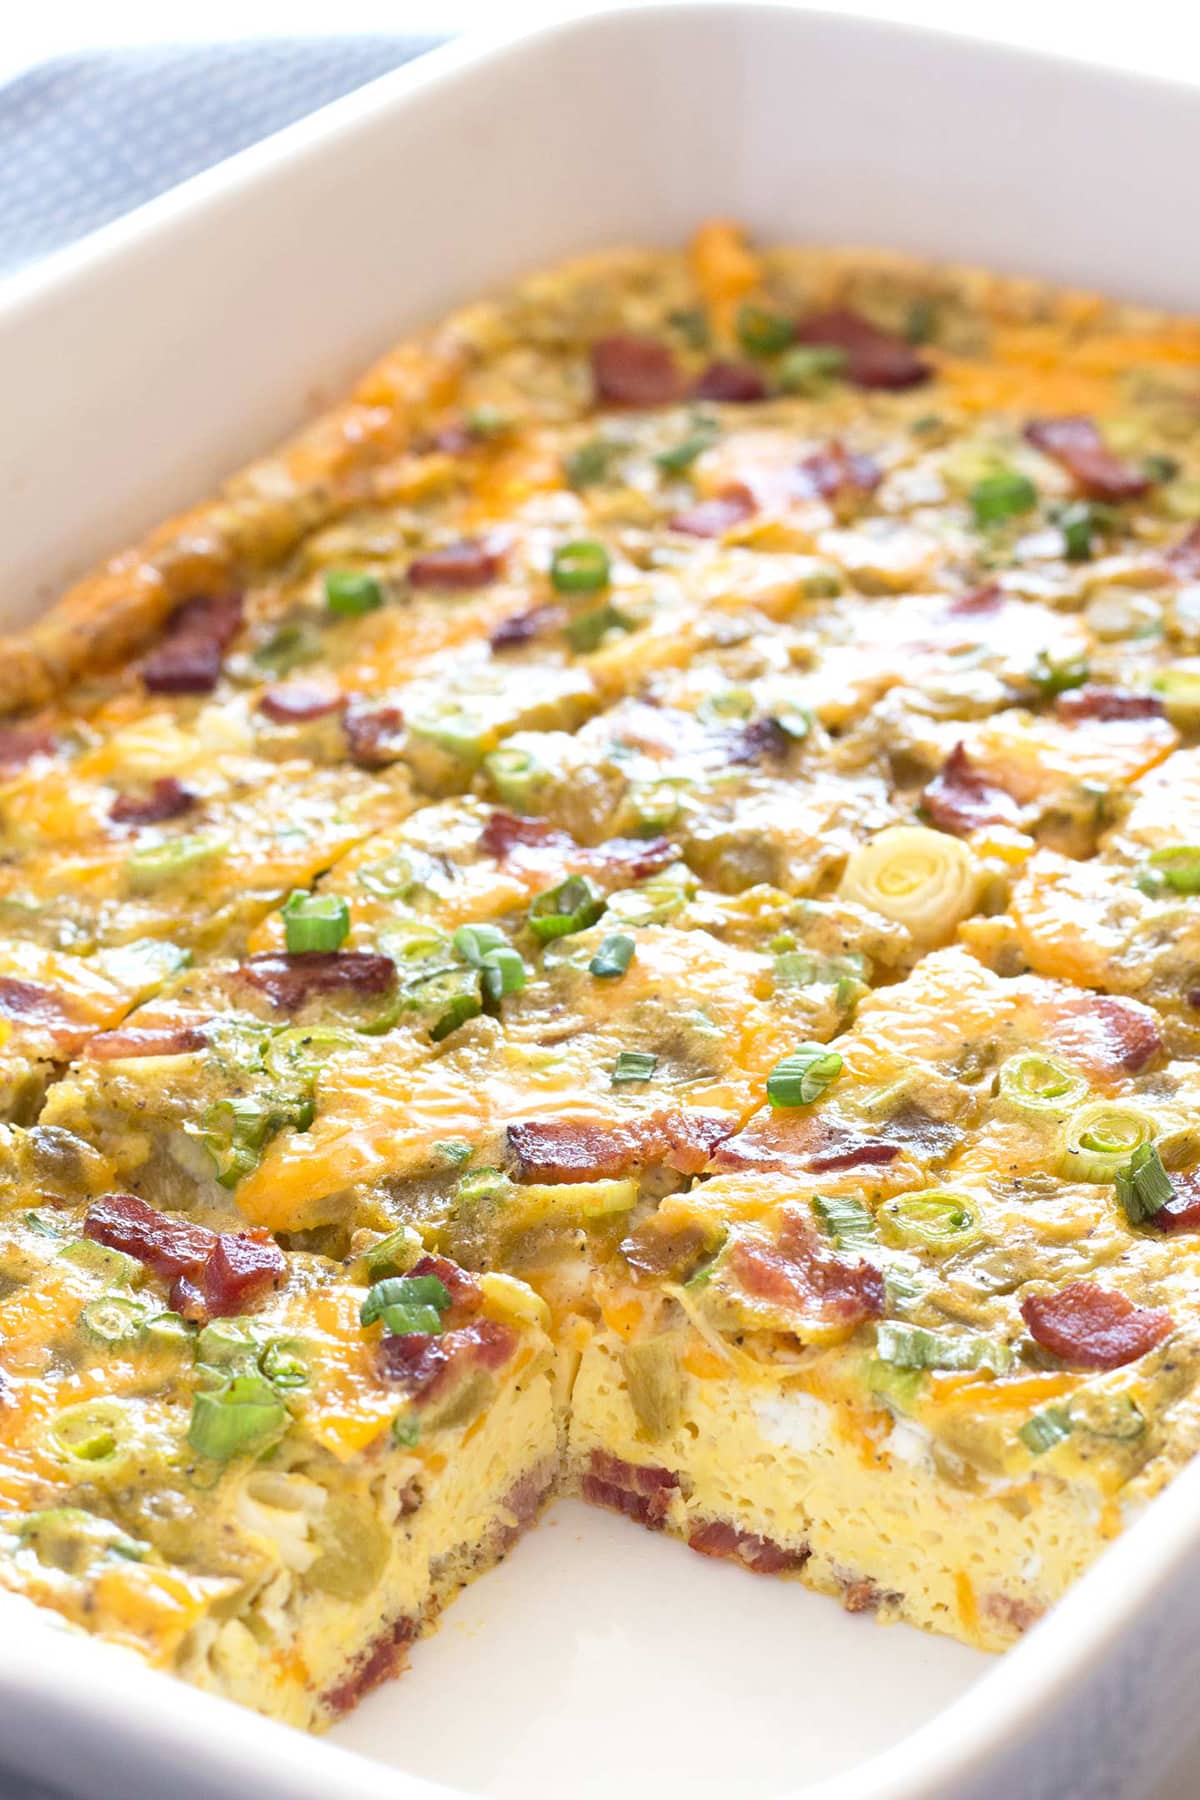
3;7;1200;1799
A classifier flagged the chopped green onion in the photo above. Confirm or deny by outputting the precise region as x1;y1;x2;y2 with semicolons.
262;1025;355;1083
1144;846;1200;896
564;602;630;653
480;946;527;1005
196;1320;257;1369
259;1339;308;1389
528;874;605;942
736;303;793;358
904;298;937;345
1144;453;1180;484
379;1303;444;1335
251;620;321;675
465;406;511;439
453;923;509;965
1030;649;1089;698
281;889;350;954
325;569;384;617
484;746;546;808
189;1091;314;1189
564;440;619;490
361;1274;451;1329
879;1190;979;1255
1151;669;1200;730
589;933;636;979
58;1240;142;1287
433;1139;473;1168
766;1044;844;1108
392;1413;421;1448
79;1295;150;1347
456;1166;511;1207
364;1224;424;1280
876;1322;1013;1375
1115;1142;1175;1226
1019;1406;1072;1455
969;470;1037;528
776;345;847;394
1061;1101;1156;1183
125;836;226;894
811;1193;876;1251
1057;501;1108;563
667;307;710;351
612;1050;658;1086
551;540;611;594
48;1401;134;1469
996;1051;1089;1118
655;417;719;474
188;1376;287;1461
407;710;488;763
423;969;483;1042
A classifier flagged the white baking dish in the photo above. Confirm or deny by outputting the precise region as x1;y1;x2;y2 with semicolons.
2;6;1200;1796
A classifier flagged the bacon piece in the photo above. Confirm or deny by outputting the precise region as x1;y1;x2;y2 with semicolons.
201;1232;286;1317
1166;523;1200;581
691;360;768;403
731;1210;885;1331
591;335;682;408
946;582;1004;616
0;978;78;1030
489;603;564;652
86;1023;207;1060
794;310;930;390
408;541;504;590
793;441;882;504
1021;1281;1172;1370
581;1450;678;1528
806;1138;901;1173
258;683;345;724
84;1192;215;1279
343;702;406;768
688;1519;809;1574
725;717;793;765
1024;416;1150;502
141;593;243;695
322;1616;417;1719
479;810;674;882
508;1111;736;1183
1046;991;1162;1077
1055;685;1164;723
109;777;196;825
1149;1171;1200;1233
377;1319;518;1397
714;1108;942;1176
0;724;56;773
238;951;396;1012
921;742;1022;837
669;482;756;539
407;1252;481;1323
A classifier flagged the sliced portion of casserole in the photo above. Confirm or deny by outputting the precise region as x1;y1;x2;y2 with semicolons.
0;1187;556;1728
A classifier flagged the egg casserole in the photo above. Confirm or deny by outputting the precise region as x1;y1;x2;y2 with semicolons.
4;222;1200;1720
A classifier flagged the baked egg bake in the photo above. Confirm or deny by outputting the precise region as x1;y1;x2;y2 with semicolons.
4;220;1200;1722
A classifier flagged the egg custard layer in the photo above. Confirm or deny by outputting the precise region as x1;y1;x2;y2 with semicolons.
5;222;1200;1720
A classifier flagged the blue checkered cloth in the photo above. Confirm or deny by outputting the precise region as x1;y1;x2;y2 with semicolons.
0;36;439;273
0;31;441;1800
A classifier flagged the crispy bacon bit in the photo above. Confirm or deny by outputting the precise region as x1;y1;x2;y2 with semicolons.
86;1023;207;1060
1021;1281;1172;1370
0;978;79;1031
842;1578;888;1614
479;810;674;882
793;441;882;504
1055;685;1165;723
1024;416;1150;502
806;1139;901;1173
378;1319;518;1396
691;360;768;403
984;1592;1043;1635
688;1519;809;1574
1166;523;1200;581
669;482;756;539
946;582;1004;616
794;309;930;390
591;335;682;408
408;1252;480;1322
731;1211;885;1332
581;1450;678;1528
489;603;564;652
141;593;244;695
0;724;56;773
921;742;1022;836
508;1111;736;1184
109;777;196;825
84;1192;284;1320
322;1617;417;1719
343;702;406;768
1047;992;1162;1076
85;1191;214;1278
258;683;345;724
408;541;504;590
725;717;793;765
238;951;396;1012
1145;1169;1200;1233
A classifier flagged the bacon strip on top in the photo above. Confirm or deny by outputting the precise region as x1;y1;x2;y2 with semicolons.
1024;416;1151;502
1021;1281;1172;1370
